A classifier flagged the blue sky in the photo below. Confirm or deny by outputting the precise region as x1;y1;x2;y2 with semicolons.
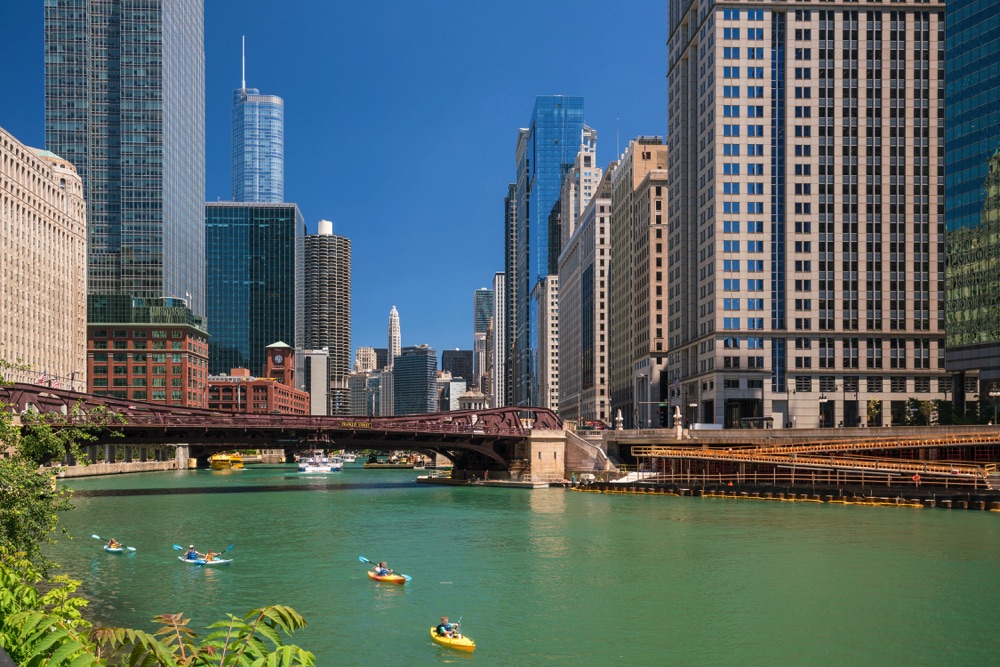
0;0;667;363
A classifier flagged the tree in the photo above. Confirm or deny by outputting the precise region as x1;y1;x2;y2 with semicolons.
0;358;120;573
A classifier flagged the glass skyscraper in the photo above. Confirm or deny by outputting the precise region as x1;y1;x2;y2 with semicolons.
232;83;284;203
44;0;207;315
511;95;584;406
393;345;437;415
473;287;494;335
205;203;304;377
944;0;1000;395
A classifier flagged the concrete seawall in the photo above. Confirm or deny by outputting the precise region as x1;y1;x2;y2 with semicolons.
56;459;195;478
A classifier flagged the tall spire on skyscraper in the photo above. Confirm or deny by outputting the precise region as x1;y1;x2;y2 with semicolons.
388;306;401;368
232;37;284;203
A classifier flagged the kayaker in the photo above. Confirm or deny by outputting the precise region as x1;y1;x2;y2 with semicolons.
373;561;392;576
184;545;201;560
107;538;121;549
436;616;456;638
204;550;217;562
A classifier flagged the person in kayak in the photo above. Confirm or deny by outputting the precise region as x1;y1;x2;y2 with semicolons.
204;550;217;562
184;545;202;560
436;616;458;638
373;561;392;577
106;538;121;549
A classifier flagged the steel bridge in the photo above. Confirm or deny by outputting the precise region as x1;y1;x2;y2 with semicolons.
1;383;562;469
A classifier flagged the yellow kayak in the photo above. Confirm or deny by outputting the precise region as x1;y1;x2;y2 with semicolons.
367;570;407;585
430;627;476;652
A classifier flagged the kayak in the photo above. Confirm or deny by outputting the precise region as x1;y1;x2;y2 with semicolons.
430;628;476;652
104;545;125;554
367;570;407;585
178;556;233;566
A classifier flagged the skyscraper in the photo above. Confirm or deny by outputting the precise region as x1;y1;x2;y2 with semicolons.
387;306;401;367
509;95;585;406
304;219;351;414
944;0;1000;407
473;288;493;335
473;287;493;392
490;271;506;407
441;349;473;382
667;1;946;429
45;0;207;315
393;344;437;415
232;38;284;203
205;202;305;377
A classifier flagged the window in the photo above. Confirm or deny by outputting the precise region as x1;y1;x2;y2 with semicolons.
723;105;740;117
723;163;741;175
724;67;740;78
724;240;741;252
723;124;741;137
724;260;741;272
724;85;741;98
747;106;765;118
723;220;740;233
724;47;740;59
723;182;740;194
724;27;740;40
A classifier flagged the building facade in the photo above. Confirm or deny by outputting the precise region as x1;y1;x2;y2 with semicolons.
393;344;437;415
232;51;284;203
304;219;351;415
302;348;329;415
205;202;305;377
944;0;1000;408
559;125;602;249
441;349;473;383
45;0;207;315
490;271;506;407
533;275;560;411
1;128;87;389
87;295;209;407
558;171;612;425
510;96;585;406
608;139;669;429
667;1;947;428
355;346;377;373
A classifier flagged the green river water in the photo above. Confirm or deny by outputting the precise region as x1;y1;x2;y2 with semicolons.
46;464;1000;666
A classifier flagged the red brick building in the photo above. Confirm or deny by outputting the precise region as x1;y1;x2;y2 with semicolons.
87;296;209;407
207;343;309;414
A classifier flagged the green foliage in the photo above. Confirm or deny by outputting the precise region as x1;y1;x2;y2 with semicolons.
0;548;100;666
0;550;315;666
95;607;315;666
0;456;75;573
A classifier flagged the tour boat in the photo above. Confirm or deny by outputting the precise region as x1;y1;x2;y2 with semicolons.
209;452;244;470
339;452;357;464
298;453;343;473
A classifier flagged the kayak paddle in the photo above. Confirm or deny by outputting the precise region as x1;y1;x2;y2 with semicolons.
173;544;235;553
359;555;412;581
92;534;136;551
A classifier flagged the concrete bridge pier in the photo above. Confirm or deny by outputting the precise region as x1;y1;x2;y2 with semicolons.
175;445;191;469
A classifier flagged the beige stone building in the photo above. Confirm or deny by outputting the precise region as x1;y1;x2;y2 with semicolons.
608;138;669;428
667;1;947;428
557;170;613;425
1;126;86;389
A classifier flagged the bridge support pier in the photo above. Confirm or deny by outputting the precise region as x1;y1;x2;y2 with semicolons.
175;445;190;469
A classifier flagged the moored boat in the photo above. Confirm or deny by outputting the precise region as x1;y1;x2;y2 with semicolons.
429;627;475;652
209;452;244;470
298;453;344;473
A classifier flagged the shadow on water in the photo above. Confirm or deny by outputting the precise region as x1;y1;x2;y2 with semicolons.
72;481;419;497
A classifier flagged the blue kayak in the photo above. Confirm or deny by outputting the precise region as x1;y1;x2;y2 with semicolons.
104;545;125;554
178;556;232;566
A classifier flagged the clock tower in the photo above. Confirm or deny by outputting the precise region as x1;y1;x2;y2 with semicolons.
265;342;294;387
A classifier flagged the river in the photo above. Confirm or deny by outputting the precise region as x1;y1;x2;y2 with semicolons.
47;464;1000;666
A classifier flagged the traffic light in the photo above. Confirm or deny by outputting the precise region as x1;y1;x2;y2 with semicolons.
659;405;669;427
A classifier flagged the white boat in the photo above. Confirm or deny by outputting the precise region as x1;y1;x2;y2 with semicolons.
298;453;343;473
339;452;357;464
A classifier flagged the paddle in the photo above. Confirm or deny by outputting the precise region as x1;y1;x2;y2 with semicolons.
92;534;136;551
359;555;412;581
173;544;235;553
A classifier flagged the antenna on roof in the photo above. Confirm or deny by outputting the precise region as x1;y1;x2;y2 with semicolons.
616;117;621;158
241;35;246;89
